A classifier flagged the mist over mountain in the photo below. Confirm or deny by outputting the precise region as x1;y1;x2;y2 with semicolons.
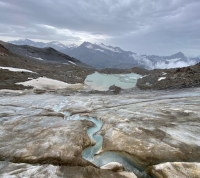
66;42;200;69
8;39;200;70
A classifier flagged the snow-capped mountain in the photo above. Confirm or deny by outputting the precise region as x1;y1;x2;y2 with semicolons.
43;41;67;51
1;40;88;68
7;39;200;69
8;38;77;52
8;38;45;48
65;42;200;69
66;44;78;49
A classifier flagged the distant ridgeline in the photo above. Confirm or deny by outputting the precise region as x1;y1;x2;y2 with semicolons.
8;39;200;69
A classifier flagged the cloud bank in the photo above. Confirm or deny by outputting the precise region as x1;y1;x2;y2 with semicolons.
0;0;200;56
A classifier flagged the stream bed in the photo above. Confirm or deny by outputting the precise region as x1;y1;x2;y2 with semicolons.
62;113;151;178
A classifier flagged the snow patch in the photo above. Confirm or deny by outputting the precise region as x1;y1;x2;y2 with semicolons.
16;77;83;90
67;44;78;48
140;75;148;79
30;56;44;61
98;43;121;53
86;44;93;49
0;66;36;73
95;48;105;52
158;77;166;81
20;38;27;41
49;41;66;48
68;61;76;65
52;41;62;46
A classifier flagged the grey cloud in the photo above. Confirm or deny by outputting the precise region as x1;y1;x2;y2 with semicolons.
0;0;200;55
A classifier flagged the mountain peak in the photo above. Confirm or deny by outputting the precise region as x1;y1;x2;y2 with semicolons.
82;41;92;45
19;38;32;42
176;52;184;56
170;52;185;58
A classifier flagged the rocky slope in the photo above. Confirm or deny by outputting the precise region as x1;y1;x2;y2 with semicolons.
0;40;88;67
0;43;94;90
136;62;200;90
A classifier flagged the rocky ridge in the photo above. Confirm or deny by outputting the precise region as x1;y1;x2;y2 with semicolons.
0;42;94;90
136;63;200;90
8;39;200;70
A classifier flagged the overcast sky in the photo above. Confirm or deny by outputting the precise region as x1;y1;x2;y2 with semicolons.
0;0;200;56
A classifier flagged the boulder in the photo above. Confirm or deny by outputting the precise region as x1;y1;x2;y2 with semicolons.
147;162;200;178
109;85;121;94
101;162;125;172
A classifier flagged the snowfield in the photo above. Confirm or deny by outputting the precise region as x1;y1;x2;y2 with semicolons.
16;77;83;90
0;66;36;73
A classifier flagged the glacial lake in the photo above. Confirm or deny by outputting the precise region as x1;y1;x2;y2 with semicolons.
85;72;141;91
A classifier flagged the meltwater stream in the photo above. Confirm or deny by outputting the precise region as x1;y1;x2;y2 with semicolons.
53;101;151;178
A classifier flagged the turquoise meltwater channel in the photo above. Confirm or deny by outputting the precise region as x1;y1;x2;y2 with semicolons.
52;99;152;178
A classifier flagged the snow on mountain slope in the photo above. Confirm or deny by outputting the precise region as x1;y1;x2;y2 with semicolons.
67;42;200;69
7;39;200;70
98;43;122;53
86;44;93;49
67;44;78;49
0;66;36;73
44;41;67;50
8;39;77;52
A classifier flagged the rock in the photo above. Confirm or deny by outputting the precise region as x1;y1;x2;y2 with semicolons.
0;88;200;178
0;94;93;167
99;67;150;76
109;85;121;94
101;162;125;172
147;162;200;178
60;88;200;167
33;88;47;94
0;161;137;178
136;62;200;90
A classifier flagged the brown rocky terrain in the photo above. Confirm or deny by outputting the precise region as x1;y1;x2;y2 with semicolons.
136;63;200;90
99;67;150;75
0;43;94;90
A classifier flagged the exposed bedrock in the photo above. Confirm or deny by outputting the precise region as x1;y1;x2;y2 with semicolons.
0;88;200;177
63;88;200;166
136;62;200;90
101;162;125;172
0;161;136;178
0;95;93;167
146;162;200;178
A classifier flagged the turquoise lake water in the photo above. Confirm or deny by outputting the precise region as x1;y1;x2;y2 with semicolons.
85;72;141;91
